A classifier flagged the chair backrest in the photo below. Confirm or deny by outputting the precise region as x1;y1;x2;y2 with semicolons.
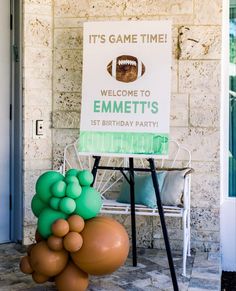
62;139;191;200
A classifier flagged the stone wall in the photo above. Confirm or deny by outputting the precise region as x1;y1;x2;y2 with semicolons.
23;0;222;251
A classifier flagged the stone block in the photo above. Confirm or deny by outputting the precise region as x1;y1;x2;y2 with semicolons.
194;0;222;25
25;0;52;5
53;128;79;147
54;0;90;17
24;14;52;48
88;0;126;17
170;94;188;126
53;92;81;111
170;127;220;162
191;161;220;175
190;94;220;128
179;60;220;94
52;110;80;128
191;173;220;208
52;145;64;170
54;17;86;28
24;137;52;160
179;26;221;60
190;230;220;243
24;47;52;70
159;14;194;25
190;208;220;232
54;28;83;50
24;89;52;107
171;59;178;93
53;49;82;92
23;225;36;245
24;3;52;15
124;0;193;16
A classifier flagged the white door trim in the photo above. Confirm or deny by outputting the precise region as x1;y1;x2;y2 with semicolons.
220;0;236;271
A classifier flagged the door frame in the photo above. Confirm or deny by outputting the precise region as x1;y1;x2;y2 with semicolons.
220;0;236;271
10;0;23;242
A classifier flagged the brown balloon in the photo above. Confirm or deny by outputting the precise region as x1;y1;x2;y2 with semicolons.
71;216;129;275
20;256;33;274
52;219;70;237
27;243;36;256
30;241;68;277
63;232;83;253
47;235;64;251
32;272;49;284
55;261;88;291
67;215;85;233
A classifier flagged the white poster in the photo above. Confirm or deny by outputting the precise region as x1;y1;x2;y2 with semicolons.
79;20;172;157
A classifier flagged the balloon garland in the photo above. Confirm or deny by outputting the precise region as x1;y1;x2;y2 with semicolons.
20;169;129;291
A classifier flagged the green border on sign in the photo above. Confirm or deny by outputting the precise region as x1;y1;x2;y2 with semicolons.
79;131;169;155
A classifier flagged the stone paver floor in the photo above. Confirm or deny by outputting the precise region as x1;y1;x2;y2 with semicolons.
0;244;221;291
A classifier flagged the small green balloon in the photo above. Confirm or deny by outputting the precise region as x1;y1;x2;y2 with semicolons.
64;175;79;185
51;180;66;198
37;208;67;239
77;170;94;186
66;182;82;199
31;194;47;217
65;168;80;177
59;197;76;215
49;197;61;210
36;171;64;203
74;186;102;220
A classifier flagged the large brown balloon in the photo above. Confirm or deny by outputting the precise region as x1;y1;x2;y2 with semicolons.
20;256;33;274
71;216;129;275
68;215;85;233
32;272;49;284
30;241;68;277
55;261;88;291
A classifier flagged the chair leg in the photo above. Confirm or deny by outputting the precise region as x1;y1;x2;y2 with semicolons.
187;211;191;257
182;212;187;276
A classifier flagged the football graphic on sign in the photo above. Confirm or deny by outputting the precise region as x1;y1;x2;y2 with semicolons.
107;55;145;83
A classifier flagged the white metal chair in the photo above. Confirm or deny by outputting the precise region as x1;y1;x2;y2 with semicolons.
62;139;192;276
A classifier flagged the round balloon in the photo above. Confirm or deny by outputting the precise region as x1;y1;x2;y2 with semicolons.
36;171;64;203
65;169;80;177
20;256;33;274
71;216;129;275
77;170;94;186
47;235;64;251
59;197;76;215
32;272;49;284
67;215;85;233
51;219;69;238
63;232;83;253
66;183;82;199
55;262;88;291
37;208;67;238
31;194;47;217
64;176;79;185
49;197;61;210
74;187;102;220
51;180;67;198
30;241;68;277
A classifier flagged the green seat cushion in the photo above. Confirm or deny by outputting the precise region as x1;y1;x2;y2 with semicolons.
116;172;166;208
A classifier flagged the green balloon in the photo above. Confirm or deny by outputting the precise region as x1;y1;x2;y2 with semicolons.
51;180;66;198
31;194;47;217
59;197;76;215
65;168;80;177
36;171;64;203
66;182;82;199
37;208;67;238
49;197;61;210
74;186;102;220
77;170;94;186
64;175;79;185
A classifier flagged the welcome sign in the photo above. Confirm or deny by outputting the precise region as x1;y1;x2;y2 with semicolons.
79;21;172;157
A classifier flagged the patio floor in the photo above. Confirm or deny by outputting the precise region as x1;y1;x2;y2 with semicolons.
0;244;221;291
